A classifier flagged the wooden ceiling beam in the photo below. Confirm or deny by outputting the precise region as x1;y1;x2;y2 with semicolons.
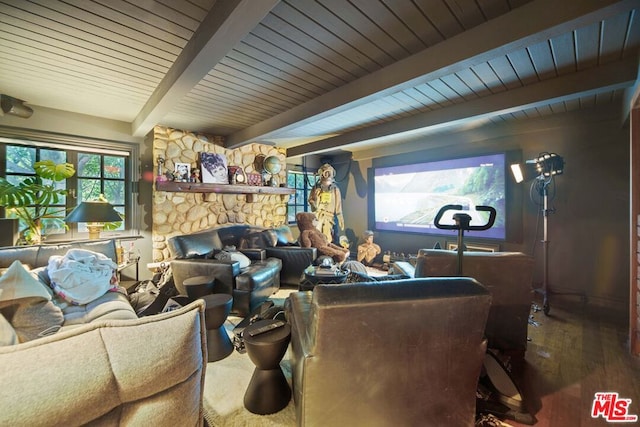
226;0;640;148
131;0;280;137
287;56;639;158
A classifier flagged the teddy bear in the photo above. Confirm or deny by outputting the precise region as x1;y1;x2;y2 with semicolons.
296;212;350;264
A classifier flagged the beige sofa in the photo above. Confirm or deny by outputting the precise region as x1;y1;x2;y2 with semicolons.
0;240;208;426
0;240;142;330
0;301;207;426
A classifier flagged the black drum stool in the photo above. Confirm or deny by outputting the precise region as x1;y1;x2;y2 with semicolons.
183;275;215;299
243;319;291;414
201;294;234;362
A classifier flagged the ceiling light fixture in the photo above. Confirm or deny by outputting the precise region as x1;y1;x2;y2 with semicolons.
0;94;34;118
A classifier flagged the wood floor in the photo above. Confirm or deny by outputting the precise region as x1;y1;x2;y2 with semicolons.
502;294;640;427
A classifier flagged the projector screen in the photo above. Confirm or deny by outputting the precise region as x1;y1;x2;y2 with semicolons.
372;152;507;240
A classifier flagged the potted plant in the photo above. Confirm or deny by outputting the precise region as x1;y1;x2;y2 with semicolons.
0;160;76;244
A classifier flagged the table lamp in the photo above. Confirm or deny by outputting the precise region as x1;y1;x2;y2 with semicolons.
65;201;122;239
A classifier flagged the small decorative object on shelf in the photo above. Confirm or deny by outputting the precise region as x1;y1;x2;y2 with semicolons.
262;155;282;187
227;166;246;185
174;162;191;182
156;156;168;182
116;241;125;264
200;152;229;184
125;241;140;264
246;172;262;186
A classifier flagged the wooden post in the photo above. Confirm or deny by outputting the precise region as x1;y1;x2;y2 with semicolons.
630;105;640;356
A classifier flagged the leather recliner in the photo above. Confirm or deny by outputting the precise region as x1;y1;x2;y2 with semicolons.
167;224;316;291
168;224;320;316
167;226;285;317
286;277;492;427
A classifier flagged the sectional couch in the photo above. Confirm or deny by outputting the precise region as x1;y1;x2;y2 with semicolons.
0;240;208;426
0;240;138;327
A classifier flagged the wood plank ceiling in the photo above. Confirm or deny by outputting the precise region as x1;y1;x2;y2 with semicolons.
0;0;639;159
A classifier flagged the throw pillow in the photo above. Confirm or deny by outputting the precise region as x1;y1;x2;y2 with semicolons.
0;313;18;346
10;300;63;342
0;261;52;309
182;250;215;260
29;266;53;289
214;249;251;269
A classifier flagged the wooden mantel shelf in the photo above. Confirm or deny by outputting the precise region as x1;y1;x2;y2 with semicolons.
156;181;294;202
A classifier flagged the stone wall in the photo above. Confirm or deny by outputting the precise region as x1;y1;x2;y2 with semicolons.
152;125;288;261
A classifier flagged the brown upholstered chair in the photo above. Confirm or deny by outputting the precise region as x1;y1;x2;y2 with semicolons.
286;277;491;427
414;249;535;357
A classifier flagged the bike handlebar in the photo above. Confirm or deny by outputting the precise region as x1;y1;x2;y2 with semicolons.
433;204;497;231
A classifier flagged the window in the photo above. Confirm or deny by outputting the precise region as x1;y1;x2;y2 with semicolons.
286;170;317;223
4;145;69;237
1;137;133;241
76;153;126;232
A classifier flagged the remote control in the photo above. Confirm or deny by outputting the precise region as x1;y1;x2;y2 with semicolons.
248;320;286;337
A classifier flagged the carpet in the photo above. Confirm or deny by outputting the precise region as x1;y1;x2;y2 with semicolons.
202;316;296;427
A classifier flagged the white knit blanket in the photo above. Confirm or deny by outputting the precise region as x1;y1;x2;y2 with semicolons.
47;249;118;305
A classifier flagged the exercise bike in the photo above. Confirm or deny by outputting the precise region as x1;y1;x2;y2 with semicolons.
434;205;534;425
433;204;496;275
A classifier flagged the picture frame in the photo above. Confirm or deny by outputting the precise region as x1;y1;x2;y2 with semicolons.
446;241;500;253
227;166;247;185
173;162;191;182
200;152;228;184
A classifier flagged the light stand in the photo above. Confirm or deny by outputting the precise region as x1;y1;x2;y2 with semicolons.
535;176;553;315
512;152;564;315
535;153;564;315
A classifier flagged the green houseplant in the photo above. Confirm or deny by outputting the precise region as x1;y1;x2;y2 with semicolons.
0;160;76;244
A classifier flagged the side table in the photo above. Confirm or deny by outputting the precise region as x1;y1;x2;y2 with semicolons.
183;275;215;299
299;266;348;291
201;294;234;362
243;319;291;414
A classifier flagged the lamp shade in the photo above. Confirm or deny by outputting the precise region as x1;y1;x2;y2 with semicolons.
65;201;122;223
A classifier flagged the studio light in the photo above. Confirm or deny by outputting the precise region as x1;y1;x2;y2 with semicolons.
511;152;565;315
535;152;564;178
0;94;34;118
510;160;537;184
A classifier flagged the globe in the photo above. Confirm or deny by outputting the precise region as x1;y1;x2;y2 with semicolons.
263;156;282;174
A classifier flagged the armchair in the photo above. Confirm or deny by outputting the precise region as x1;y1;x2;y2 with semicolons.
167;226;283;317
286;277;491;426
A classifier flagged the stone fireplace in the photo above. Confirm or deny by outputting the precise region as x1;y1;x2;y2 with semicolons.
151;125;289;262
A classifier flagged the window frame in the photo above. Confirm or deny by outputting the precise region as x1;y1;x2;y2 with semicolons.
0;131;139;242
287;169;317;224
